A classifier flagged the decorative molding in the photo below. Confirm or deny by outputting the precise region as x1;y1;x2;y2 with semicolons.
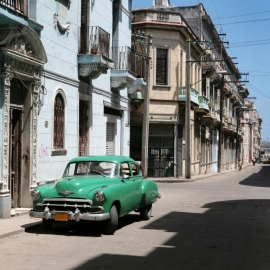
79;63;108;79
0;71;14;194
128;78;146;94
103;101;127;111
111;76;134;90
0;25;47;63
30;80;41;188
3;55;42;79
53;13;71;35
43;70;79;87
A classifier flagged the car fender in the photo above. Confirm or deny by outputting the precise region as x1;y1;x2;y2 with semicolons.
88;182;124;214
139;180;159;207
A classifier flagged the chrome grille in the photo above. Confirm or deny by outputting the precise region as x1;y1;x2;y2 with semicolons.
39;198;102;213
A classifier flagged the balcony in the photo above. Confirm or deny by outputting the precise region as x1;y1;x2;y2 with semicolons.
78;26;113;79
198;95;209;111
110;46;146;92
0;0;27;15
201;109;220;129
178;86;199;106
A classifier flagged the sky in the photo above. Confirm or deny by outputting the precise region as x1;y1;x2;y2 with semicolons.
133;0;270;141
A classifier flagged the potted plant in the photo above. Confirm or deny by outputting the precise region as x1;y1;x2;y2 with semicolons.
91;44;99;54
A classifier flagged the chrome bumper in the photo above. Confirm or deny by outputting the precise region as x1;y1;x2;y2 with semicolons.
29;207;110;222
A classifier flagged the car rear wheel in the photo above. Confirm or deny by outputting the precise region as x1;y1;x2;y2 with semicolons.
140;204;152;220
103;205;118;235
42;218;53;230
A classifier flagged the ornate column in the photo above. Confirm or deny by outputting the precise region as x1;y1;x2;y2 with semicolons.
0;70;13;218
30;80;41;189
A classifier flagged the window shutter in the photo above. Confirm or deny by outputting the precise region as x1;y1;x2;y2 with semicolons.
106;122;114;155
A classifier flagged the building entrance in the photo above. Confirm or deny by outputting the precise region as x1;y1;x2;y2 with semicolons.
9;108;22;208
148;148;174;177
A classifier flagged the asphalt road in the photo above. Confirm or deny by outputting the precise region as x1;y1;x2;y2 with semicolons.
1;165;270;270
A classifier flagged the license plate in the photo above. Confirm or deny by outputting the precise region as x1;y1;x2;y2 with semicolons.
55;213;69;221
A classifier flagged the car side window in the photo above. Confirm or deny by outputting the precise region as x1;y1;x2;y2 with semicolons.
130;163;141;176
120;162;131;176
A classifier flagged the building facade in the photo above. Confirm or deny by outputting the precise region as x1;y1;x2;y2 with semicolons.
131;0;205;177
131;1;253;177
0;0;137;218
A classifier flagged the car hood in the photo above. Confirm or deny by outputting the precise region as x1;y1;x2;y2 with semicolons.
44;176;119;198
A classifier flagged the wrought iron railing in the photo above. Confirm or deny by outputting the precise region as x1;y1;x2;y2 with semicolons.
112;46;135;71
0;0;27;15
79;26;110;58
111;46;146;78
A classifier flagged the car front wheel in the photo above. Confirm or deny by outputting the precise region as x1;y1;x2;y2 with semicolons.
103;205;118;235
140;204;152;220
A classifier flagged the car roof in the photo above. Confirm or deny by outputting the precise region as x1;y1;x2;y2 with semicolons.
68;155;135;164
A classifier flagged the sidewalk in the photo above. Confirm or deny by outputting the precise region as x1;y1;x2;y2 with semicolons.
0;209;41;239
0;163;252;239
151;163;252;183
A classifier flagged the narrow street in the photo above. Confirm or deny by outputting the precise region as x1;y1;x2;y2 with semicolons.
1;165;270;270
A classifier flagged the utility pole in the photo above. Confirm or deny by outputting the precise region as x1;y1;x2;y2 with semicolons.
141;33;152;178
218;73;225;173
185;40;191;179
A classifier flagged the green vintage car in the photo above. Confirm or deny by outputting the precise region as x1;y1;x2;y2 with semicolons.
29;155;160;234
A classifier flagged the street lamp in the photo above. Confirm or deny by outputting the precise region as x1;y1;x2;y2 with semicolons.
217;70;227;173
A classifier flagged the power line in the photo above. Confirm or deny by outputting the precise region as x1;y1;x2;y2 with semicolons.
232;38;270;46
249;83;270;100
215;17;270;26
230;41;270;48
212;10;270;20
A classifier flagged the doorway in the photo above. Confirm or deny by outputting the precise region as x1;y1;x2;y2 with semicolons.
79;100;89;156
9;108;22;208
148;148;174;177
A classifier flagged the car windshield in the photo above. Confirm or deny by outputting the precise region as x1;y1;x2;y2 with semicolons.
63;161;118;178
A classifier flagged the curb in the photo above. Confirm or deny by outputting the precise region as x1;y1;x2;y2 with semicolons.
0;220;42;239
152;164;253;183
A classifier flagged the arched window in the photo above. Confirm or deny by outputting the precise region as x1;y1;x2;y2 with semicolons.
54;93;65;149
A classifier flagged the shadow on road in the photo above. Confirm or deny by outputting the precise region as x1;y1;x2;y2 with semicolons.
239;165;270;188
68;199;270;270
25;213;142;237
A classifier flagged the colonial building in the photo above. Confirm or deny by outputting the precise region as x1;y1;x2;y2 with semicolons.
131;0;204;177
0;0;138;218
242;100;262;163
131;1;250;177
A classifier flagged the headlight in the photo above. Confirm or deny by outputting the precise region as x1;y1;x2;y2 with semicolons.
31;190;40;200
94;191;105;202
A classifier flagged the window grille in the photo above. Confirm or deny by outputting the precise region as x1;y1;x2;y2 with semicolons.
156;49;167;85
54;93;65;149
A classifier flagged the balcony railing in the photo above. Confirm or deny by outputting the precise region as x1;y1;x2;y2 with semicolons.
0;0;27;15
111;46;146;79
112;46;135;72
179;86;199;105
198;96;209;110
79;26;110;59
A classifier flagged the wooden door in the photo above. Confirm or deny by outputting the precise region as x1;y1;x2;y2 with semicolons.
9;109;22;208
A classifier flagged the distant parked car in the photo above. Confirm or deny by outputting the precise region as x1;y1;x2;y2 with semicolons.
262;158;269;164
29;155;160;234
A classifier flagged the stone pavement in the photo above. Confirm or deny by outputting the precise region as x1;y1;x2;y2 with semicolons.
0;163;252;239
